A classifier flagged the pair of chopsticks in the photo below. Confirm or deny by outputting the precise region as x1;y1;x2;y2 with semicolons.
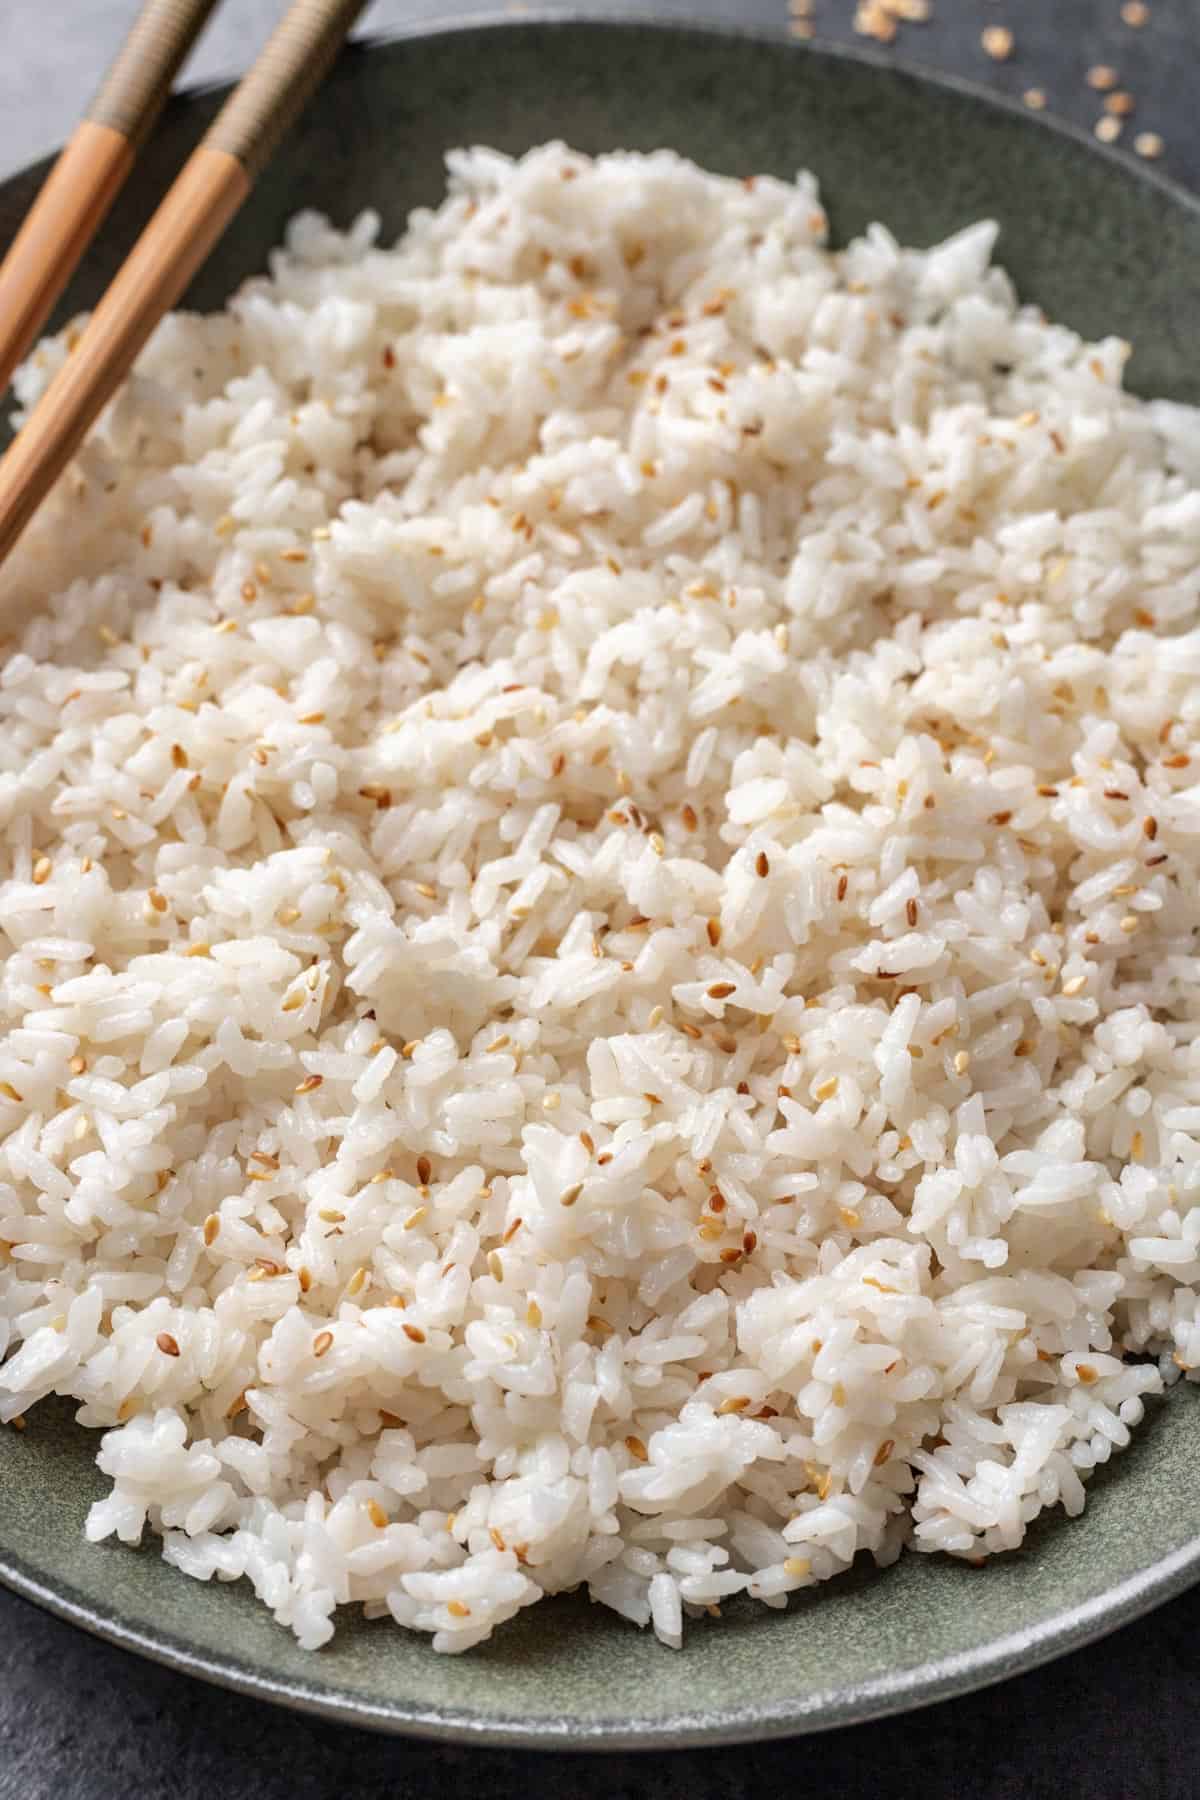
0;0;369;568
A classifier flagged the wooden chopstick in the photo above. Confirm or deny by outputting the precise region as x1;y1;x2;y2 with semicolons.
0;0;369;570
0;0;221;397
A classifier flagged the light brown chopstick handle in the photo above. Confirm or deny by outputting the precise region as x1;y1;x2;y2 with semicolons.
204;0;369;179
86;0;223;147
0;148;248;567
0;0;219;394
0;123;134;397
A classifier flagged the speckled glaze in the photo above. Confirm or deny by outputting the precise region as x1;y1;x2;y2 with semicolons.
2;12;1200;1750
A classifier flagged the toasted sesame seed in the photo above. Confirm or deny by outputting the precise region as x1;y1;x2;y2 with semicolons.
783;1556;811;1578
755;851;770;877
1061;974;1088;996
954;1050;971;1075
526;1299;543;1327
560;1182;583;1208
717;1395;751;1414
403;1323;426;1344
156;1332;180;1357
0;1082;23;1104
854;1;896;40
1076;1363;1098;1384
624;1435;649;1462
294;1074;323;1094
346;1267;368;1296
313;1330;334;1358
32;855;52;885
446;1600;471;1618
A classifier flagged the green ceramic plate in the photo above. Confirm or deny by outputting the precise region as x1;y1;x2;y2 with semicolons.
2;11;1200;1750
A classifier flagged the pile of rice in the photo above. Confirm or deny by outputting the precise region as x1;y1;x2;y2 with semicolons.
1;145;1198;1656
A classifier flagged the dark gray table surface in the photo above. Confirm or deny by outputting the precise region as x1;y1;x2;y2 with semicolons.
0;2;1197;1795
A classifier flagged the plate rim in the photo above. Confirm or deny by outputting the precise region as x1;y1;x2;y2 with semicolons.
3;4;1200;1750
5;1513;1200;1749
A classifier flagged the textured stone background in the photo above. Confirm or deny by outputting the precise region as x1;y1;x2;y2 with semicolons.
0;4;1198;1796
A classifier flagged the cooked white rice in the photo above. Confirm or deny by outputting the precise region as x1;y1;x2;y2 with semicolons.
1;143;1198;1655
